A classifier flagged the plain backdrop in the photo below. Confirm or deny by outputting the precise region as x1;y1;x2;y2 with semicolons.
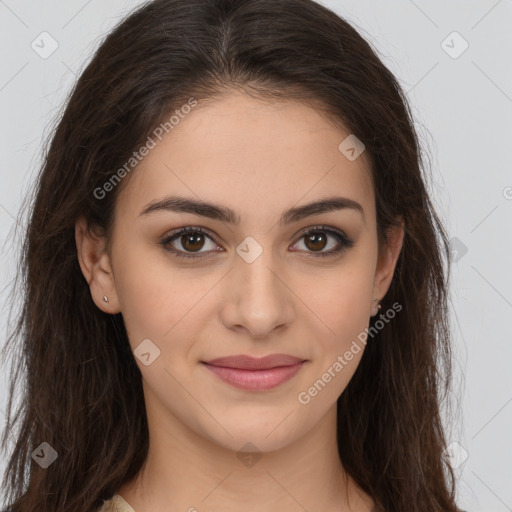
0;1;511;510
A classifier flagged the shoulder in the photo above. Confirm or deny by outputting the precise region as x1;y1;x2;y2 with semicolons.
0;495;135;512
97;494;137;512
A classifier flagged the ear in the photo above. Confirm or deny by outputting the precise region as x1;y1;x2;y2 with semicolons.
75;215;121;314
371;217;405;314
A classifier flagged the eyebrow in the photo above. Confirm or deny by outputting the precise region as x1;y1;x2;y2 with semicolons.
139;195;365;225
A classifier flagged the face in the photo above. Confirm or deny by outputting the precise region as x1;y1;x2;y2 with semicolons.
77;90;403;455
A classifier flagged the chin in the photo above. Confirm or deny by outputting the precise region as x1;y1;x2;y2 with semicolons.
200;418;303;455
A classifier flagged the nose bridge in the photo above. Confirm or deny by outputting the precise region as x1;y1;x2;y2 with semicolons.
224;235;294;336
237;240;282;312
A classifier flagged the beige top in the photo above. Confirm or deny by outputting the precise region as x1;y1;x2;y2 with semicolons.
99;493;379;511
98;494;136;512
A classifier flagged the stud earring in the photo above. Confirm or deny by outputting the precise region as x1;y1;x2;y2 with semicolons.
103;296;109;303
371;298;381;316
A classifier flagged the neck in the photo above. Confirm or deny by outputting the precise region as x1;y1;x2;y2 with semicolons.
117;399;374;512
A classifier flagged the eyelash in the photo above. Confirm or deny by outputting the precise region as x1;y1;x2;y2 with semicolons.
160;225;355;260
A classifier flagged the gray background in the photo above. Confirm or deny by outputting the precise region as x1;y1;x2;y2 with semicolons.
0;1;511;510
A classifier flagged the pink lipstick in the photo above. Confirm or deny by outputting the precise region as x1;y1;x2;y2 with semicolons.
201;354;306;391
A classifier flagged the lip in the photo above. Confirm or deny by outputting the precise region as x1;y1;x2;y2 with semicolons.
201;354;307;391
203;354;304;370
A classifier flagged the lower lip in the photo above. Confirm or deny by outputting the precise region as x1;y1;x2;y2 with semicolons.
202;362;305;391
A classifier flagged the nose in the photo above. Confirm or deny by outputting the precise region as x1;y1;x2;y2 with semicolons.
219;248;295;339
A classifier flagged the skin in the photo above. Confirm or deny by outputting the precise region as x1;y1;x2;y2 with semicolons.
76;89;404;512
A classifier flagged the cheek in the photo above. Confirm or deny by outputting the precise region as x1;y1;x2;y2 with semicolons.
113;229;375;365
112;241;191;344
304;261;373;338
300;258;374;389
113;243;224;372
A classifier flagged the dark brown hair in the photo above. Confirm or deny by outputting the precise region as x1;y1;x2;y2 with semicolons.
1;0;463;510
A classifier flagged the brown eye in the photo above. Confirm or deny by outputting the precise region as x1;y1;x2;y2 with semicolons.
180;232;206;252
292;226;355;258
161;225;354;261
304;232;328;252
161;227;221;259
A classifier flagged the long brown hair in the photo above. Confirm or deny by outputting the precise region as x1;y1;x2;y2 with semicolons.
1;0;463;510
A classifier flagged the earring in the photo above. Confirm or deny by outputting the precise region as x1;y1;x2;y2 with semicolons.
371;298;381;316
103;296;109;303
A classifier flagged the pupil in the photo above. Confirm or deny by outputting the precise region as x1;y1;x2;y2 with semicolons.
183;233;204;252
306;232;326;251
179;232;328;253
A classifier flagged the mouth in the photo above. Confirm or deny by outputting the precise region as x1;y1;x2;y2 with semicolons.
201;354;307;391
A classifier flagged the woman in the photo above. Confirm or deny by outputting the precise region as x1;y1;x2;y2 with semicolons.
0;0;464;511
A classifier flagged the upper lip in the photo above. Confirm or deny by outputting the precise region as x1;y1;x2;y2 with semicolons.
202;354;305;370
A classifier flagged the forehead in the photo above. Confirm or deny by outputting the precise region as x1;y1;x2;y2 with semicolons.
116;91;375;227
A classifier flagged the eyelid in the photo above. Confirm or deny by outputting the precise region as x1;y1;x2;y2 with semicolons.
290;225;354;257
160;224;354;259
160;226;220;259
